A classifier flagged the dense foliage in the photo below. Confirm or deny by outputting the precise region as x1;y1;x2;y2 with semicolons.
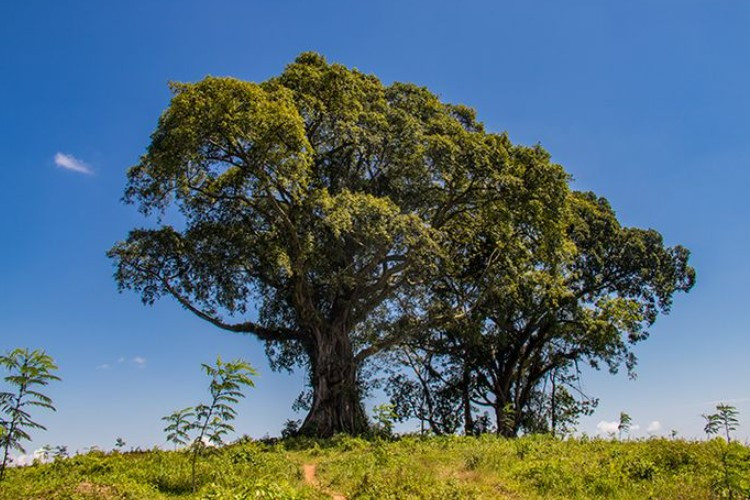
386;189;694;437
2;435;749;499
108;52;694;437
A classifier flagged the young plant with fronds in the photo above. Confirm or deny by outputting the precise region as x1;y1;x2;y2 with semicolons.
618;412;632;440
0;348;60;480
703;403;739;442
162;407;195;450
162;356;256;491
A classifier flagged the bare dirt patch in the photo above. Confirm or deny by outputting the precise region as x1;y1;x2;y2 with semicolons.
302;463;346;500
303;463;318;485
74;482;116;498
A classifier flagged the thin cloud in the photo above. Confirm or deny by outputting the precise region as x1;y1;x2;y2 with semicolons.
132;356;146;367
11;448;51;467
647;421;662;433
96;363;111;370
54;152;92;174
200;435;219;447
596;420;619;435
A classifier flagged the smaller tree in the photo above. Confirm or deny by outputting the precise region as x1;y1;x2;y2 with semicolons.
371;403;398;439
280;419;301;438
704;414;720;439
163;407;195;450
0;348;60;480
703;403;739;442
114;437;126;451
53;445;68;459
618;412;632;440
162;357;256;492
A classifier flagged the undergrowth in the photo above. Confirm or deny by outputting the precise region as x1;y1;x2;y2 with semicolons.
1;435;748;499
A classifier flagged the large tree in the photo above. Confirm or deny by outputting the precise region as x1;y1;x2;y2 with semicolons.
390;190;695;436
108;53;568;436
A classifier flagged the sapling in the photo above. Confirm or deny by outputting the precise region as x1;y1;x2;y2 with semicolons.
115;437;126;451
281;419;301;438
704;414;720;439
0;348;60;480
162;356;256;492
163;407;194;450
618;411;632;440
703;403;739;442
372;403;398;438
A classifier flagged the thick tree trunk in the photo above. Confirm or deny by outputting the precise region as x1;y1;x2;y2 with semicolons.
299;327;368;437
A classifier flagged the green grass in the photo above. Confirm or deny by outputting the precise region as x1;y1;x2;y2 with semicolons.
2;435;749;499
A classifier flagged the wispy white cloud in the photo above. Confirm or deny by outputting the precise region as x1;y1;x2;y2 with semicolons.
647;421;662;433
100;356;147;370
200;435;219;447
11;448;52;467
596;420;619;435
98;356;147;370
54;152;92;174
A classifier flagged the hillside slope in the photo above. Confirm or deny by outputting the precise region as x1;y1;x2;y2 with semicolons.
2;435;748;499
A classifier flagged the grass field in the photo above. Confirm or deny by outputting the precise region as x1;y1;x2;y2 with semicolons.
2;434;749;499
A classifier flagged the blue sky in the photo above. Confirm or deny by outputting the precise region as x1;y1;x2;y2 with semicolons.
2;0;750;455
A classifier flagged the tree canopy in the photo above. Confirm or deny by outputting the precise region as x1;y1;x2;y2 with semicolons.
109;52;694;437
386;189;694;436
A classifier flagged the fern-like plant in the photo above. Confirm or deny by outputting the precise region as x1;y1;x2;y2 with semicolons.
114;437;126;452
0;348;60;480
162;356;256;491
618;412;632;440
163;407;195;450
703;403;739;442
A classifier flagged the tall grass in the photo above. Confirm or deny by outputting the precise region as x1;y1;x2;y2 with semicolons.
2;435;748;499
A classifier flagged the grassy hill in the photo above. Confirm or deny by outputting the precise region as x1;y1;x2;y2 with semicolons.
2;435;748;499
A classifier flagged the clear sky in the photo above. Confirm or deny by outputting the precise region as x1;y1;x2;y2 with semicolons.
2;1;749;457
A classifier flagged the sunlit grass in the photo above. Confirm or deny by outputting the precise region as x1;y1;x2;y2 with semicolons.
1;435;747;499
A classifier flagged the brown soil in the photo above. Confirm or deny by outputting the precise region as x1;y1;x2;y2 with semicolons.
302;463;346;500
303;463;318;485
74;482;116;498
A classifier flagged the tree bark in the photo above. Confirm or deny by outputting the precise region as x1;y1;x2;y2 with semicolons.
299;327;368;437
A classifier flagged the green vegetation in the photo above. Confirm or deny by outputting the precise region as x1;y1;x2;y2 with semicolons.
618;412;632;441
0;52;708;497
107;52;694;437
704;404;740;442
2;435;749;499
0;348;60;480
162;357;256;492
